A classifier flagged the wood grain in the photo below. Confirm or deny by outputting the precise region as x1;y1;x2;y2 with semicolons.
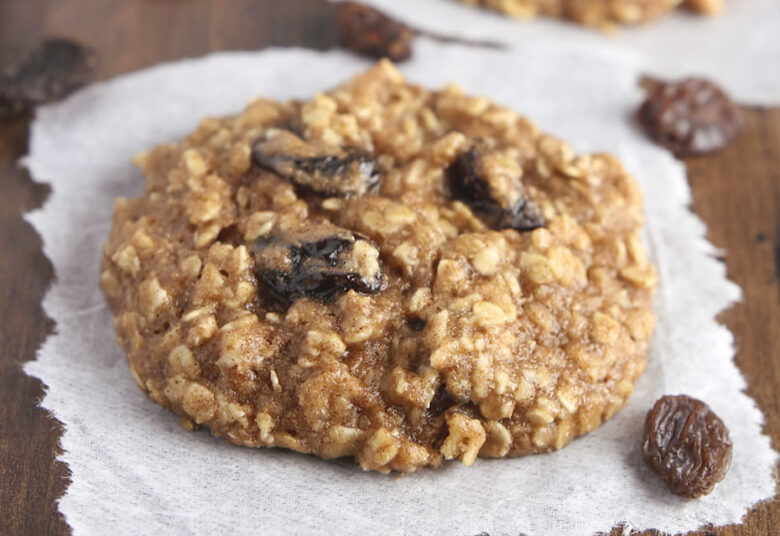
0;1;777;534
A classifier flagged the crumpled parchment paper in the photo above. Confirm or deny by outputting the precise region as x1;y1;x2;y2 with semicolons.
24;41;778;536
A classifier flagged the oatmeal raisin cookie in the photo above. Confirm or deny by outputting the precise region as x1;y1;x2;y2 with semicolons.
101;61;657;473
460;0;722;29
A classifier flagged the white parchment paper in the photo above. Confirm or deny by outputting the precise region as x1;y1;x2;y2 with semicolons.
24;42;778;536
331;0;780;105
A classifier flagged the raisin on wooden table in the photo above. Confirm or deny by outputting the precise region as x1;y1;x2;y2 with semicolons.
637;77;743;157
337;2;414;62
641;394;732;498
0;38;98;118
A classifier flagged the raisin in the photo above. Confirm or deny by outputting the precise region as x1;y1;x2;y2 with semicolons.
447;146;545;232
495;195;547;232
253;129;381;197
638;77;743;157
0;38;98;118
252;222;384;305
641;395;732;498
337;2;413;62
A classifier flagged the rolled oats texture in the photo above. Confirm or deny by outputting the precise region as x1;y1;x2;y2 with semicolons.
24;43;776;536
327;0;780;105
100;61;656;474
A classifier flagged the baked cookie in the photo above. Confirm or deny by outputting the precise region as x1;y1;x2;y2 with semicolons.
460;0;722;30
101;61;657;473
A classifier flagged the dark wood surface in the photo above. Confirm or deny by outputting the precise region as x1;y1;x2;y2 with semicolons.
0;1;777;534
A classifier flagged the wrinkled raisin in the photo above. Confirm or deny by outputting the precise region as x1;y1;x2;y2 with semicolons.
253;129;381;197
641;395;732;498
337;2;413;62
0;38;98;118
638;77;742;157
252;222;384;305
448;146;545;232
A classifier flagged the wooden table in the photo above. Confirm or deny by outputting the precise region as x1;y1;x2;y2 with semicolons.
0;1;777;534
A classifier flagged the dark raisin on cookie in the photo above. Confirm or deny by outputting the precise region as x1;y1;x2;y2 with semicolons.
641;394;733;498
637;77;743;157
495;195;547;232
252;129;381;197
0;38;98;118
337;2;413;62
447;146;545;232
252;223;384;305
